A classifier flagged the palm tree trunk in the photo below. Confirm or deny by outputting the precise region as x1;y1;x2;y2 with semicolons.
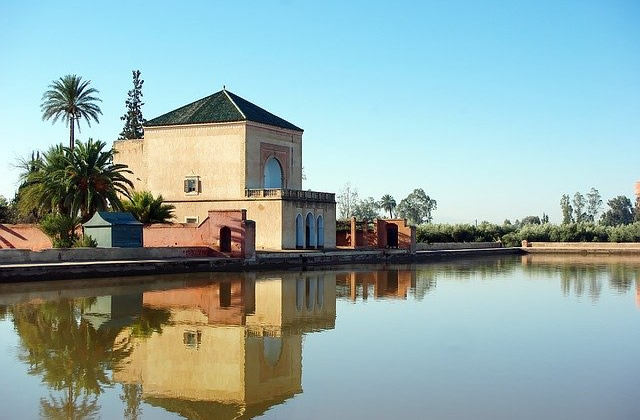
389;209;393;218
70;116;75;151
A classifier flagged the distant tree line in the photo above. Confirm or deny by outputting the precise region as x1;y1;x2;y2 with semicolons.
336;183;437;226
418;222;640;247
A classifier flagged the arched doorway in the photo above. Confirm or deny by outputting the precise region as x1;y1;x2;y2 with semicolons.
316;215;324;248
295;214;303;249
305;212;316;248
220;226;232;252
263;156;283;189
386;224;399;248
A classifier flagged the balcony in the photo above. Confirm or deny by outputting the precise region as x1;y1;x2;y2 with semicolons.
245;189;335;203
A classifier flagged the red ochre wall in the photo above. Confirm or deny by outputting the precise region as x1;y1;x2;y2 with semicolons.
0;224;52;250
144;210;255;258
335;218;416;251
1;210;256;259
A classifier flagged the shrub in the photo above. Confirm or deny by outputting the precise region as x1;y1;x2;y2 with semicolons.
39;213;78;248
73;234;97;248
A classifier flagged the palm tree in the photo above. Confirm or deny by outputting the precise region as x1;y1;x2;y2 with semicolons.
123;191;175;224
380;194;397;218
67;139;134;220
41;75;102;151
17;145;70;216
17;140;133;221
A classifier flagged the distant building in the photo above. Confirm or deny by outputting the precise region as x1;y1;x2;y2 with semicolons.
114;89;336;250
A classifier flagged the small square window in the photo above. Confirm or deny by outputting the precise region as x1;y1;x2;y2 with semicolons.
184;176;199;195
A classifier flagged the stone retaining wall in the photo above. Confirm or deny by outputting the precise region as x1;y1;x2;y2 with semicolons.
416;242;502;251
0;246;218;265
525;242;640;248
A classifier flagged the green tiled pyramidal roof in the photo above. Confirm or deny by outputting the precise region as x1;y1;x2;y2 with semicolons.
145;89;303;132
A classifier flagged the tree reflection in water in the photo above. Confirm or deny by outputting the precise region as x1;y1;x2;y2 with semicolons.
7;297;169;420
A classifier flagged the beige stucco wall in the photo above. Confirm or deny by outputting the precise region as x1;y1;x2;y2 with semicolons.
113;138;147;192
113;119;334;250
168;199;283;250
245;123;302;190
167;199;336;250
282;201;337;249
144;123;246;200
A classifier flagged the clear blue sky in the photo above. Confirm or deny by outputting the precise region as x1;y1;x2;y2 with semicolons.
1;1;638;223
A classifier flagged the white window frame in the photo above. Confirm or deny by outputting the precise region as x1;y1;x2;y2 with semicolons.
185;216;199;224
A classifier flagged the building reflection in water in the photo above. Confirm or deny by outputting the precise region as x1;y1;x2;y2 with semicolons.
110;273;336;419
336;270;416;301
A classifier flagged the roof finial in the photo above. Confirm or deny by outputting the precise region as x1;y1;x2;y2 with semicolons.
223;84;226;91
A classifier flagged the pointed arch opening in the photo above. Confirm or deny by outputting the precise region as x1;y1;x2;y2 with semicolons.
305;212;316;249
295;214;304;249
263;156;284;189
316;215;324;248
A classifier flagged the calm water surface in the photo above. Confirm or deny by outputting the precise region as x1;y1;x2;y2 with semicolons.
0;255;639;420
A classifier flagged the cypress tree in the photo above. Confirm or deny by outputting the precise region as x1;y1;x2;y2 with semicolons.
119;70;145;139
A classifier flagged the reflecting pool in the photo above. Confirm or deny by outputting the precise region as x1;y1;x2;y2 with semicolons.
0;255;639;419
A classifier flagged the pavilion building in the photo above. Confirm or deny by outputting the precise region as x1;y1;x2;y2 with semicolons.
114;89;336;250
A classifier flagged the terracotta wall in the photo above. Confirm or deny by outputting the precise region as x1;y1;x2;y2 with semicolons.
0;224;52;250
335;218;415;251
144;209;255;259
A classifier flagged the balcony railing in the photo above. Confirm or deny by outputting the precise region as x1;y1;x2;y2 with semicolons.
245;189;335;203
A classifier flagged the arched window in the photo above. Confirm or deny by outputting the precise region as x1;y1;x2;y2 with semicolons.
316;215;324;248
295;214;304;248
263;156;283;189
305;212;316;248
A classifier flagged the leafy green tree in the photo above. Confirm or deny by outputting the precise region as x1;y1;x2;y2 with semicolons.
541;213;549;224
560;194;573;224
635;196;640;223
41;75;102;151
586;187;602;222
572;192;586;223
600;195;634;226
0;195;12;223
396;188;437;225
119;70;146;140
379;194;397;218
123;191;175;224
352;197;380;221
337;183;359;219
521;215;541;225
